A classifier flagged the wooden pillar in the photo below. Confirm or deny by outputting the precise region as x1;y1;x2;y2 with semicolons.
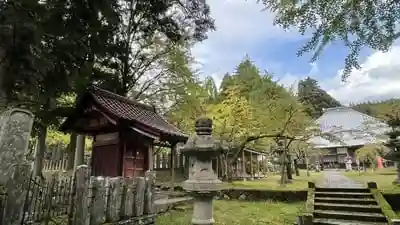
179;151;184;173
170;143;177;182
67;133;77;170
153;153;157;169
263;155;267;176
74;135;86;171
162;153;168;168
148;143;154;171
216;157;219;178
250;152;253;179
236;161;239;177
242;150;245;176
257;154;260;179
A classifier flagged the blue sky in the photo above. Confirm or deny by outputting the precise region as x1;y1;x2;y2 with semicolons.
191;0;400;105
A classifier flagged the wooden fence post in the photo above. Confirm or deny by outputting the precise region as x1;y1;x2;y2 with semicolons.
4;164;30;225
105;177;122;222
134;177;146;216
74;165;89;225
119;178;127;219
123;178;135;218
88;176;106;225
144;171;156;215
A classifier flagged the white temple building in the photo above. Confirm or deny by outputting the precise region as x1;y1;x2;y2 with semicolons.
308;107;389;166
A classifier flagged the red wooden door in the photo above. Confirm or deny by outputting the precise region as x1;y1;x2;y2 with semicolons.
123;148;145;177
92;144;119;177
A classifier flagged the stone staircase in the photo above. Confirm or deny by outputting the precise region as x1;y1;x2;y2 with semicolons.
312;187;389;225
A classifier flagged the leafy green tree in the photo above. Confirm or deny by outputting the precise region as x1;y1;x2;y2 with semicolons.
164;47;213;133
352;99;400;121
202;57;315;181
1;0;215;177
95;0;214;97
260;0;400;79
298;77;341;118
355;144;385;172
206;85;258;179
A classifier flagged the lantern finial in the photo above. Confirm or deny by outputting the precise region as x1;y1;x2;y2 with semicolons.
195;117;212;135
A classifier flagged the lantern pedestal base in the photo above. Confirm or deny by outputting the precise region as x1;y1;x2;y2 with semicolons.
183;179;223;192
393;162;400;184
191;195;215;225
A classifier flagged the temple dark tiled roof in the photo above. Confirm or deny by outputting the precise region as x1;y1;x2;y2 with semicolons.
308;107;389;148
61;86;188;141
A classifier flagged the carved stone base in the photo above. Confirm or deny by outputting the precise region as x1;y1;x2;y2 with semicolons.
191;195;214;225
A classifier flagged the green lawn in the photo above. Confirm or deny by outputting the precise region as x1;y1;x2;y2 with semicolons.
156;200;303;225
343;168;400;193
223;170;322;191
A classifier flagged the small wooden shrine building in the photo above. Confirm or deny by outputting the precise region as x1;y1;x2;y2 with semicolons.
60;86;188;177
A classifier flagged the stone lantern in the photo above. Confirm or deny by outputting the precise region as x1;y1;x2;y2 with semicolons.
273;139;285;164
181;117;224;225
384;117;400;184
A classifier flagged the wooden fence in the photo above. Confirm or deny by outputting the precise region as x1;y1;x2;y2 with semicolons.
43;151;184;171
0;165;157;225
153;152;184;170
43;152;91;171
21;174;74;223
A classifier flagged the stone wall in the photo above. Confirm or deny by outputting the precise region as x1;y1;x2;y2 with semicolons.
383;193;400;211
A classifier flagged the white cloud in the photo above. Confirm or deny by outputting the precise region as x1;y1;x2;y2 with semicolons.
277;63;320;93
192;0;302;87
322;44;400;105
193;1;400;105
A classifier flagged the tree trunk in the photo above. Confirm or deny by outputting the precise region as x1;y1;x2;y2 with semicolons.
305;157;310;177
294;159;300;176
66;133;77;170
280;151;288;185
286;154;293;180
226;158;234;182
33;124;47;177
74;135;85;170
0;47;6;109
221;155;228;181
0;75;5;109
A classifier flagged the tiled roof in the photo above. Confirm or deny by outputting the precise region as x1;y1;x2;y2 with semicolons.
308;107;389;148
90;87;188;140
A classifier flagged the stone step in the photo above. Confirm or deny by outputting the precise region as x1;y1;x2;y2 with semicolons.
314;202;382;213
313;218;388;225
315;197;378;205
313;210;387;222
316;187;370;193
154;197;193;213
315;191;374;199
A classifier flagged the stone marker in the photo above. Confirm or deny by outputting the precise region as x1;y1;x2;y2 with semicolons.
383;126;400;184
0;109;34;225
181;117;224;225
0;109;34;183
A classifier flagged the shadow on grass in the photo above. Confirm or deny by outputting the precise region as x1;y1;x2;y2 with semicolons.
379;172;397;176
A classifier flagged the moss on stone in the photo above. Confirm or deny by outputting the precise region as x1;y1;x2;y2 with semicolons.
371;188;399;223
